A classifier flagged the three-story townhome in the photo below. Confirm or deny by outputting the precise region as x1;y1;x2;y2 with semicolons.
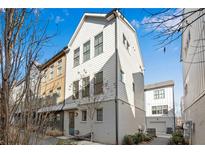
63;10;145;144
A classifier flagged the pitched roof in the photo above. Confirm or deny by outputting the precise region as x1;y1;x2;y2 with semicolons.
40;46;68;70
67;9;136;47
144;80;174;91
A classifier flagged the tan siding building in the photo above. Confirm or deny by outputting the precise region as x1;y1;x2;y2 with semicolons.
39;47;68;131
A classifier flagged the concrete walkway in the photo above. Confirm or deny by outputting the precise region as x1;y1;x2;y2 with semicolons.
143;137;169;145
142;134;171;145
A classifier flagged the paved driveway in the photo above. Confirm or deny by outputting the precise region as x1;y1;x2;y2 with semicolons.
143;137;169;145
142;134;171;145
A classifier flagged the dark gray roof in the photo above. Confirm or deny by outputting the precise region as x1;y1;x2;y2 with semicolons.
144;80;174;91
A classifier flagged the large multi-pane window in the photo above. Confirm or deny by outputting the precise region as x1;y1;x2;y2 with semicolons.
83;41;90;62
57;59;62;76
152;105;168;115
96;108;103;121
95;32;103;56
50;65;54;80
81;110;87;121
74;48;80;67
82;76;90;97
94;71;103;95
73;80;79;99
154;89;165;99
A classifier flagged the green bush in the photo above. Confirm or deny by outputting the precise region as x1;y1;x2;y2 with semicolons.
144;134;152;142
123;133;153;145
123;135;135;145
170;131;185;145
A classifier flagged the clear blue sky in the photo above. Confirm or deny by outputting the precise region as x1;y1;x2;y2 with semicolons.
37;8;183;116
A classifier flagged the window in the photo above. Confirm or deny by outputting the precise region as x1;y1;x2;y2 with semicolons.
73;80;79;99
50;65;54;80
96;108;103;121
82;76;90;97
83;41;90;62
95;32;103;56
56;87;61;97
81;110;87;121
154;89;165;99
74;48;80;67
120;69;125;83
57;59;62;76
94;71;103;95
152;105;168;115
162;105;168;114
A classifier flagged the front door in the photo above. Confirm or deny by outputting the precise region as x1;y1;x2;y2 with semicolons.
69;112;75;135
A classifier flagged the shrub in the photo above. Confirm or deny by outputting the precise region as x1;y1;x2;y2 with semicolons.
144;134;152;142
170;131;185;145
46;129;63;137
123;135;134;145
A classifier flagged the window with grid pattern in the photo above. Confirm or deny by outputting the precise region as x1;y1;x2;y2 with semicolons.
154;89;165;99
94;71;103;95
73;48;80;67
82;76;90;97
83;41;90;62
73;80;79;99
95;32;103;56
152;105;168;115
96;108;103;121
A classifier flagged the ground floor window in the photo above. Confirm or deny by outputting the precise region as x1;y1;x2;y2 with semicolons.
96;108;103;121
81;110;87;121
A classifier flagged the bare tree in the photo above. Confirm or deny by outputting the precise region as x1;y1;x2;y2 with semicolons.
70;70;113;142
141;8;205;51
0;8;56;145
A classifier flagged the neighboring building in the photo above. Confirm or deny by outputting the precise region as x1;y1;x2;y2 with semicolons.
64;10;145;144
181;8;205;144
39;47;68;132
144;80;175;134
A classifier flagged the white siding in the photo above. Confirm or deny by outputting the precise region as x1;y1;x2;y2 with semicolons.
65;16;116;105
145;86;174;117
182;9;205;144
64;12;145;144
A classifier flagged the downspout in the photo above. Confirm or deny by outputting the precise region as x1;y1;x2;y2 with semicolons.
114;11;119;145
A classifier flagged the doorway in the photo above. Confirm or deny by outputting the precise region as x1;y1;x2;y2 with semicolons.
69;112;75;135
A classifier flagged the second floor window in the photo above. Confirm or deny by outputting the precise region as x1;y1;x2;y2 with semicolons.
57;59;62;76
94;71;103;95
56;87;61;97
152;105;168;115
50;65;54;80
95;32;103;56
73;80;79;99
83;41;90;62
154;89;165;99
82;76;90;97
74;48;80;67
